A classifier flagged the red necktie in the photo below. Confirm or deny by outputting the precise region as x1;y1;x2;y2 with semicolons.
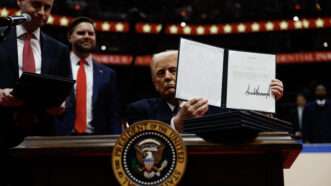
22;33;36;73
74;59;87;133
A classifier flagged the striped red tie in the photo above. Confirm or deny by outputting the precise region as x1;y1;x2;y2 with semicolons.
22;33;35;73
74;59;87;133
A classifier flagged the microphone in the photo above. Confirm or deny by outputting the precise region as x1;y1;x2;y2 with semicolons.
0;13;32;27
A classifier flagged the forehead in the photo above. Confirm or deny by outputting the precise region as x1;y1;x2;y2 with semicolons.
73;22;95;32
29;0;54;5
316;85;326;91
152;54;177;71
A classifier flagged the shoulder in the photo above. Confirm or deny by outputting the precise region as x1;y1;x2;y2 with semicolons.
41;32;68;50
304;102;316;110
93;62;115;74
128;97;163;110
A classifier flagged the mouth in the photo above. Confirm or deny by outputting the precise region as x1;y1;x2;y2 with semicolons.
165;84;175;89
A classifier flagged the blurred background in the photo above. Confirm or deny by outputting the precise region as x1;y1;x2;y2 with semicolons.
1;0;331;121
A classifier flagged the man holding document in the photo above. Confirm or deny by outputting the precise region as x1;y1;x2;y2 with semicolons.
0;0;71;148
127;46;283;132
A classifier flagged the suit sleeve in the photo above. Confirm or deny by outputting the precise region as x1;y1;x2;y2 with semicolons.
107;70;122;134
126;101;149;125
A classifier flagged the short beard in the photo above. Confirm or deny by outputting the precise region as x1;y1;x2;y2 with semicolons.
74;43;95;54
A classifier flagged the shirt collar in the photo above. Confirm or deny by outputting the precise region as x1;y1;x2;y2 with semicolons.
16;25;40;40
316;99;327;106
70;51;93;66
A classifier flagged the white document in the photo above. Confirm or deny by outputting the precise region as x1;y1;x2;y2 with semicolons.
175;38;224;107
226;50;276;113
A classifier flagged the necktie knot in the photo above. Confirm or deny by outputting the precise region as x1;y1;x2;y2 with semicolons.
79;59;87;67
23;32;33;40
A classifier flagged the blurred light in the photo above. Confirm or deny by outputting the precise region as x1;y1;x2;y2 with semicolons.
180;22;186;27
293;16;300;22
323;42;328;48
100;45;107;51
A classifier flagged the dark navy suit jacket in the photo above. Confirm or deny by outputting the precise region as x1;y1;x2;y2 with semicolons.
302;100;331;143
0;26;71;148
56;62;122;135
126;97;221;125
127;97;174;125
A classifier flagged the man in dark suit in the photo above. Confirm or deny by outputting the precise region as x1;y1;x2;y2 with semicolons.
303;84;331;143
127;50;284;132
0;0;71;185
0;0;71;148
289;93;306;137
55;17;121;135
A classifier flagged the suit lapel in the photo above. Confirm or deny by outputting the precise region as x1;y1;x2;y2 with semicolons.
40;32;50;74
4;27;19;79
92;62;101;107
156;99;173;123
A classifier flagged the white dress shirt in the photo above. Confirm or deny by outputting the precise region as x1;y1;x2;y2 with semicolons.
297;106;304;129
16;25;42;76
70;52;94;133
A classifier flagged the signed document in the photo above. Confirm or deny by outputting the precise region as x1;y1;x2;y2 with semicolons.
226;50;276;113
176;38;224;107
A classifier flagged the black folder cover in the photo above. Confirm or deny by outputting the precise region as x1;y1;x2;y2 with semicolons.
12;72;74;108
183;110;293;143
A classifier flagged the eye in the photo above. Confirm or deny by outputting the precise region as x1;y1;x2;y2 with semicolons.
156;70;165;77
76;31;85;35
31;2;42;9
169;67;177;74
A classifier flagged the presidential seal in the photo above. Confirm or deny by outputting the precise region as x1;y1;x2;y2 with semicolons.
112;120;187;186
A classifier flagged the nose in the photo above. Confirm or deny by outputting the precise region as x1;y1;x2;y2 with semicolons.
37;6;46;16
164;70;174;80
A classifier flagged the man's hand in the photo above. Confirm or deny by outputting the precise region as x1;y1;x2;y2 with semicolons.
46;102;66;116
270;79;284;100
0;88;23;107
173;98;208;132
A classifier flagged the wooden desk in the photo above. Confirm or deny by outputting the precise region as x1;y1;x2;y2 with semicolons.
9;133;301;186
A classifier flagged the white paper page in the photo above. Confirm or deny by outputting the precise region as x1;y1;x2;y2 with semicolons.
175;38;224;107
226;50;276;113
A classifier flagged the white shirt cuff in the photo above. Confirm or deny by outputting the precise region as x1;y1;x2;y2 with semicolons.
170;116;179;132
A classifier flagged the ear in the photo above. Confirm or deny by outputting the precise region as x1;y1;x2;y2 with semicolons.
67;33;72;43
16;0;24;7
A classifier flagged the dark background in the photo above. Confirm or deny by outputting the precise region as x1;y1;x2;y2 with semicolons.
1;0;331;120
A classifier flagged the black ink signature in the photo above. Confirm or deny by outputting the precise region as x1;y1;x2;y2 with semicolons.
245;85;271;99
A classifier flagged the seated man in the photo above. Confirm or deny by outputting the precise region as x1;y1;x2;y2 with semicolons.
127;50;283;132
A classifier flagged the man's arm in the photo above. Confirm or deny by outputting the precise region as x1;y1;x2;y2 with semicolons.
107;70;122;134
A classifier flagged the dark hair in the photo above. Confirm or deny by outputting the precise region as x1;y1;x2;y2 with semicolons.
67;16;95;36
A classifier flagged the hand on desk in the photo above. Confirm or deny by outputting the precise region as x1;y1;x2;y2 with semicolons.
0;88;23;107
46;102;66;116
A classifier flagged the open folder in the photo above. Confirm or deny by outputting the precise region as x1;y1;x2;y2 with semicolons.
12;72;75;108
176;38;276;113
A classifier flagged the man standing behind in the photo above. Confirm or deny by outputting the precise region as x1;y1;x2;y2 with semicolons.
0;0;71;148
127;50;284;132
56;17;121;135
303;84;331;143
